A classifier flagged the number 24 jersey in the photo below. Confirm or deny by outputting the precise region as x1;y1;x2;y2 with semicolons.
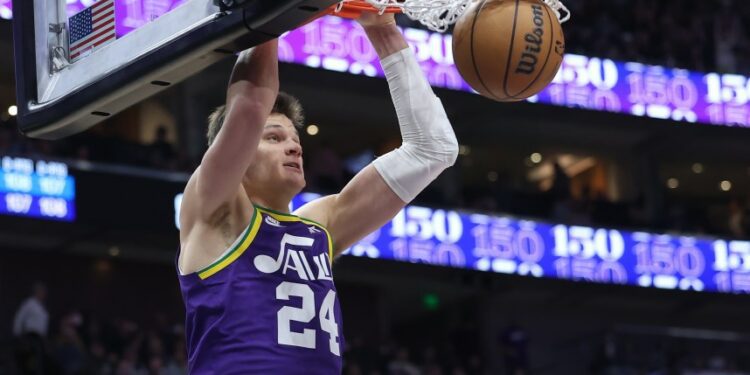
177;206;343;375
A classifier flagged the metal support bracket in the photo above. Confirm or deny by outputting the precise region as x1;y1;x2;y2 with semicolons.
48;22;69;73
213;0;248;12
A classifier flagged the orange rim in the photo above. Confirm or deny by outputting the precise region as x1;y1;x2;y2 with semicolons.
327;1;402;19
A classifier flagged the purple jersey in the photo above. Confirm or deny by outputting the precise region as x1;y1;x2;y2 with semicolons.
177;206;343;375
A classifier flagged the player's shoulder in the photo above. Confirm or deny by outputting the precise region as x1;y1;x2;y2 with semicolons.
292;194;336;229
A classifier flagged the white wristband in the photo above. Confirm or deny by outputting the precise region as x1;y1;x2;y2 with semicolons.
372;48;458;203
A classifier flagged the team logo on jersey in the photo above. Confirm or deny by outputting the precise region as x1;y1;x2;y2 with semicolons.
308;226;321;234
264;215;283;227
253;233;333;281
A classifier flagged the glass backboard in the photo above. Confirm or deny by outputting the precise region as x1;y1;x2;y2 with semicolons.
12;0;338;139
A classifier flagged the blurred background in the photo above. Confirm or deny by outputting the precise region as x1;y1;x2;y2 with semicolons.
1;0;750;374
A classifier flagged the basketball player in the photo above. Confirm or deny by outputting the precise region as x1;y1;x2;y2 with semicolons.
177;12;458;374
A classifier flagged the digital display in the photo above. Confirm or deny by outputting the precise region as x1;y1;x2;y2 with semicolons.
4;4;748;127
279;16;750;128
290;193;750;295
173;192;750;294
0;156;76;221
0;0;8;19
0;0;185;36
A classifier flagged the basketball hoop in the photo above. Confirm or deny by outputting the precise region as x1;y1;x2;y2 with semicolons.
328;1;402;19
327;0;570;33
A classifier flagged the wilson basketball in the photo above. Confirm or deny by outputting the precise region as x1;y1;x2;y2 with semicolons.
452;0;565;102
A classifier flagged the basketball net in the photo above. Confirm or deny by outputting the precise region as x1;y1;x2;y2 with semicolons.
332;0;570;32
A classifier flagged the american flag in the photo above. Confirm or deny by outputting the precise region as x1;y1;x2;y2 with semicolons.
68;0;116;62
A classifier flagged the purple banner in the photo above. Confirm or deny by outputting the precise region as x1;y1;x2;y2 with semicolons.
170;191;750;295
290;193;750;295
279;16;750;128
3;2;749;128
0;0;186;36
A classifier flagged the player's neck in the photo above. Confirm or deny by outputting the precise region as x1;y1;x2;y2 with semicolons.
248;194;292;214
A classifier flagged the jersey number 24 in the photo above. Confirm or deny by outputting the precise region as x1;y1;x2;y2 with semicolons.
274;234;340;356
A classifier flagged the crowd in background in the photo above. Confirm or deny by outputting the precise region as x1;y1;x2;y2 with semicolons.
0;118;748;241
304;148;750;241
5;282;489;375
589;333;750;375
8;281;750;375
405;0;750;75
0;123;196;173
563;0;750;75
343;338;485;375
7;284;187;375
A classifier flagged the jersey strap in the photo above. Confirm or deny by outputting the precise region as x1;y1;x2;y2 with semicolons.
198;207;263;279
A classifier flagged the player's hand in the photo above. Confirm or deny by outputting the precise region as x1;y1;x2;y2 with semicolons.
356;11;396;28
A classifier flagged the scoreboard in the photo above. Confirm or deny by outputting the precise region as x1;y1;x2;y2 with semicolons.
0;156;75;221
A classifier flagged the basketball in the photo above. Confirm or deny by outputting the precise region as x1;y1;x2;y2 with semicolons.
452;0;565;102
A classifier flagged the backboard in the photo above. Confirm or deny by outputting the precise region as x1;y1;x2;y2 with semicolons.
12;0;339;139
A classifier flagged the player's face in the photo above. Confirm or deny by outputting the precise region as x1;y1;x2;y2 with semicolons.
246;114;305;193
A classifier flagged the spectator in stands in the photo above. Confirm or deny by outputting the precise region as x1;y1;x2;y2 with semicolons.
420;345;442;375
345;336;377;374
148;125;177;170
12;282;49;375
728;198;748;238
500;323;529;375
114;356;138;375
146;355;165;375
52;311;88;374
714;2;742;73
551;162;585;224
163;339;188;375
550;162;571;202
534;0;749;74
388;347;420;375
87;340;111;374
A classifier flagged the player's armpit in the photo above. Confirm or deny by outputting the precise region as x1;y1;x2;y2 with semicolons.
294;165;405;256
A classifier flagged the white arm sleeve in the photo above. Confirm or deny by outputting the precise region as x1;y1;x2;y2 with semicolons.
372;48;459;203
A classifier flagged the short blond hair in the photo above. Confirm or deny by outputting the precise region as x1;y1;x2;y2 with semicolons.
206;91;304;147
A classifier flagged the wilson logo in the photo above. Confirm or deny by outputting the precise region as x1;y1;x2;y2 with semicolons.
516;4;545;75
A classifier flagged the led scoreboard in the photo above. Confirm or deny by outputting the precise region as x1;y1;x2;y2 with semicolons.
0;156;75;221
173;192;750;294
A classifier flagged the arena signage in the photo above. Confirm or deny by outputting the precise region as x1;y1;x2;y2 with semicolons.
0;156;75;221
173;191;750;294
2;3;748;128
282;16;750;128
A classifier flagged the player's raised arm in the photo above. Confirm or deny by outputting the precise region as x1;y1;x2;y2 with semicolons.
189;41;280;223
295;14;458;254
